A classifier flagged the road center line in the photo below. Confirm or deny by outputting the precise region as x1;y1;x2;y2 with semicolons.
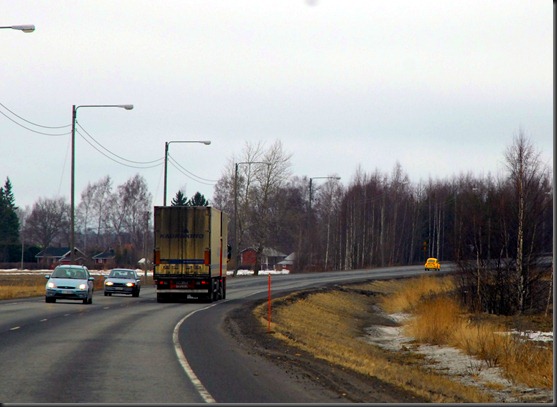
173;303;220;404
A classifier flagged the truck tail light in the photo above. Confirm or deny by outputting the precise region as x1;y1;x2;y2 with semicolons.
204;250;210;265
154;250;160;265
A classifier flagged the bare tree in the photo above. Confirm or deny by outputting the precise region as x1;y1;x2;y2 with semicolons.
91;175;113;249
214;140;293;272
108;174;152;265
504;129;549;313
24;197;69;249
311;175;343;270
76;182;97;251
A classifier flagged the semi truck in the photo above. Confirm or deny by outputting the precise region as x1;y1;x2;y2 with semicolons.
153;206;230;303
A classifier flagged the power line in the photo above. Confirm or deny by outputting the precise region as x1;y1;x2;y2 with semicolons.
77;122;163;166
168;159;216;186
0;102;71;129
76;129;164;169
168;154;218;184
0;108;70;136
1;101;216;184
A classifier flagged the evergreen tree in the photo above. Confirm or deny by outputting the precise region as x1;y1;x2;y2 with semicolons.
0;177;20;261
171;190;188;206
187;192;209;206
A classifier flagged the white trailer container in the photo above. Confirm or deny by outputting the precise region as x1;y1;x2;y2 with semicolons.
153;206;229;303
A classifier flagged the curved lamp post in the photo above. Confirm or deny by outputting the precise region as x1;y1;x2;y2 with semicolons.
309;176;341;211
163;140;211;206
70;104;134;262
0;24;35;33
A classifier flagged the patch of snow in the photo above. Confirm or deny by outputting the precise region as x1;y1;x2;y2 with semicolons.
226;269;291;276
362;311;554;403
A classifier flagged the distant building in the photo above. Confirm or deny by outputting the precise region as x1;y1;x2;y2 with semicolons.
277;252;296;272
92;248;116;269
240;247;287;270
35;247;88;268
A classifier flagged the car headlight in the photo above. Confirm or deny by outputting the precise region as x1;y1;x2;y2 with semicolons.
105;281;114;286
47;282;56;289
78;283;87;290
125;282;135;287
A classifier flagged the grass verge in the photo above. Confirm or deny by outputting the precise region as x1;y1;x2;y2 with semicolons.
254;275;553;403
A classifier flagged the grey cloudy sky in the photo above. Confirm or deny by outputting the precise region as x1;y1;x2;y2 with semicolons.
1;0;553;210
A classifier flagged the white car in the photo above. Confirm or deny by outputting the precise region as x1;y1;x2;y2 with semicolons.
104;268;141;297
45;265;94;304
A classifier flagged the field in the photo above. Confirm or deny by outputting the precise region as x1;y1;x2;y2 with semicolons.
0;271;153;300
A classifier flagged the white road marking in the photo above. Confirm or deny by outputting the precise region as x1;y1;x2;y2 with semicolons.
10;326;20;331
173;303;221;404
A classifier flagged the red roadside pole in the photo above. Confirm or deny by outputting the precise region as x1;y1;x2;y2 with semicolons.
267;274;272;333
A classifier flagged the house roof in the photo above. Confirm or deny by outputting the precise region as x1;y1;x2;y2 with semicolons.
283;252;296;261
35;247;70;258
278;252;296;265
35;247;87;259
240;247;287;258
92;248;115;260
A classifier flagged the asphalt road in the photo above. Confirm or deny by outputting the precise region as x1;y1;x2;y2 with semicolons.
0;266;438;404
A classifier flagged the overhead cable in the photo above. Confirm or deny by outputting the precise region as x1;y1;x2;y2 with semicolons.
0;102;71;129
0;108;70;136
77;122;163;166
76;129;163;169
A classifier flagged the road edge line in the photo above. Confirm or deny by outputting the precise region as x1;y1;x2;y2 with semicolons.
173;303;218;403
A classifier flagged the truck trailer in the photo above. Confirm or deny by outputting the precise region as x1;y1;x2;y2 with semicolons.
153;206;229;303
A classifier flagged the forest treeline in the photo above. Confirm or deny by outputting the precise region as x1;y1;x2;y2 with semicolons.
0;131;552;315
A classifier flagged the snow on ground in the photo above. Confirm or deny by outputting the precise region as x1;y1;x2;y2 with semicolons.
0;268;290;276
362;306;554;403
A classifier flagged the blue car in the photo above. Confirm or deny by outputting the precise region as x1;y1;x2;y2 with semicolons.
45;265;94;304
104;268;141;297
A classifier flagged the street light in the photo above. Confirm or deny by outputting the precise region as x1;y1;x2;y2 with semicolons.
233;161;270;275
70;104;134;262
307;176;341;269
0;24;35;33
309;176;341;211
163;140;211;206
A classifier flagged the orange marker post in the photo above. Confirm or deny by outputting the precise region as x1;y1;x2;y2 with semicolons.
267;274;272;333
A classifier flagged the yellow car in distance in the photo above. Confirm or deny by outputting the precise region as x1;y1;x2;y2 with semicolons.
424;257;440;271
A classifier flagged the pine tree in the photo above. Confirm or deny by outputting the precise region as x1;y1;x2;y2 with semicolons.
187;192;209;206
0;177;20;261
171;190;188;206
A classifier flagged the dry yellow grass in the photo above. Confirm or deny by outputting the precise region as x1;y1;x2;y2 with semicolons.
0;273;117;300
0;275;50;299
257;288;494;403
256;275;553;402
389;277;554;389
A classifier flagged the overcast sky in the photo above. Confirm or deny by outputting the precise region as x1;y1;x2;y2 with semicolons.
1;0;553;210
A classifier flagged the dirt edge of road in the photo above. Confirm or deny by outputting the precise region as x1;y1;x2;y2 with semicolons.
224;287;429;403
224;282;554;404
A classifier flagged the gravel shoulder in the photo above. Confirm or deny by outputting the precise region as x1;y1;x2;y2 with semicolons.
224;296;429;403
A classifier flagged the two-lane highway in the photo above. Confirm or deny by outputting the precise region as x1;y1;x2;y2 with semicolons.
0;266;436;403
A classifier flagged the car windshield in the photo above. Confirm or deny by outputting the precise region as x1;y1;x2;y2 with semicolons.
51;268;86;279
110;270;134;279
